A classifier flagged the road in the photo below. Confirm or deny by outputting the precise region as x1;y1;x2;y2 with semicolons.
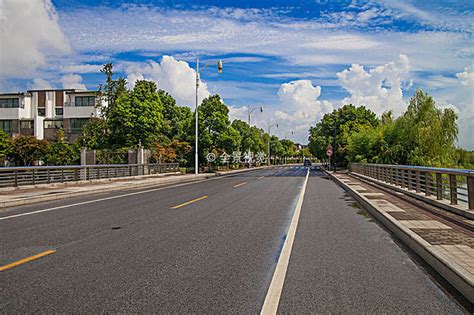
0;166;464;313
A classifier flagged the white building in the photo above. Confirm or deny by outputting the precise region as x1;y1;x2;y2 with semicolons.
0;89;102;143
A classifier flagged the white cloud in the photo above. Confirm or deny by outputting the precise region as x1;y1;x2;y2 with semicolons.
0;0;70;78
273;80;333;142
61;64;102;74
125;56;210;108
29;78;53;90
60;74;87;90
453;65;474;149
337;54;410;116
227;80;333;143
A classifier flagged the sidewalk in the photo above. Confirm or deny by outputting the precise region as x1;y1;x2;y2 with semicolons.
0;166;266;211
329;171;474;304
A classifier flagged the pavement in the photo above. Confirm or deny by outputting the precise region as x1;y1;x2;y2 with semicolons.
0;166;466;313
330;171;474;307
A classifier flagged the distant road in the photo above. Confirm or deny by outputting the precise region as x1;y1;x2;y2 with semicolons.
0;166;463;313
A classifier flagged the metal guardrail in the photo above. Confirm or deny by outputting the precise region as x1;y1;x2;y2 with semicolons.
0;163;180;188
350;163;474;210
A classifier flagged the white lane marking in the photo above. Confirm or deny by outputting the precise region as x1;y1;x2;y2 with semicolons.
0;172;254;221
233;182;248;188
261;167;310;315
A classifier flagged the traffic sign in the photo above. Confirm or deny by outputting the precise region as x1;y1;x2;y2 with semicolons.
326;144;333;157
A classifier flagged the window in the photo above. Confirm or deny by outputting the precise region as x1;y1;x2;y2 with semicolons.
44;120;63;129
0;98;19;108
75;96;95;107
38;108;46;116
70;118;90;132
20;121;33;129
0;120;13;133
55;108;64;116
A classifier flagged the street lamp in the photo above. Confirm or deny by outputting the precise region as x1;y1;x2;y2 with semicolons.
267;122;279;166
248;106;263;126
195;58;223;175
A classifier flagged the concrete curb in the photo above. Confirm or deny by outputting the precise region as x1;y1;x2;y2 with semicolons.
0;166;269;212
349;172;474;220
327;171;474;304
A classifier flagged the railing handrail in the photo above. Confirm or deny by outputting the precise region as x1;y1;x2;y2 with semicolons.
350;163;474;177
0;163;179;172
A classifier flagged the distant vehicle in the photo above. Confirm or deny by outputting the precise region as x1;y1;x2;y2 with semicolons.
303;159;312;167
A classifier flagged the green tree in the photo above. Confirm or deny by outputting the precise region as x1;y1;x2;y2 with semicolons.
77;118;108;149
344;90;459;167
0;130;12;161
44;129;79;165
108;80;164;147
198;95;241;159
309;104;378;166
9;135;49;166
231;120;267;154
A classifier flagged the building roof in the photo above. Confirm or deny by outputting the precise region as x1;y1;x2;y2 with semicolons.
0;92;31;97
26;88;76;93
65;90;99;95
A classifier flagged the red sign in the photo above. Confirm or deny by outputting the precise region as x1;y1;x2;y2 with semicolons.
326;149;333;157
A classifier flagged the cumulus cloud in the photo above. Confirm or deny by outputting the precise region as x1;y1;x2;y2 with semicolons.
271;80;333;142
29;79;53;90
125;56;210;108
453;65;474;149
61;64;102;74
60;74;87;90
0;0;70;78
337;54;410;116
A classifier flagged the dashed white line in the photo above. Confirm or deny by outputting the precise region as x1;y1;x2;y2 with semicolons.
233;182;248;188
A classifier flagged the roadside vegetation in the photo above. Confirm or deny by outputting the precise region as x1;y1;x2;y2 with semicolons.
308;90;473;169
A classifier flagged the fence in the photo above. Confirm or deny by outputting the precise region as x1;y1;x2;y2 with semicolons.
0;163;179;188
350;163;474;210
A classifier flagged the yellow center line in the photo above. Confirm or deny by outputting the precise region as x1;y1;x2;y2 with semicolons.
0;250;56;272
233;182;248;188
171;195;208;209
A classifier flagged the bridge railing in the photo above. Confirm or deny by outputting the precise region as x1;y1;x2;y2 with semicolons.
0;163;180;188
349;163;474;210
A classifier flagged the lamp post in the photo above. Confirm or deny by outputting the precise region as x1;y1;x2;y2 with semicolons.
267;122;278;166
195;58;223;175
248;106;263;126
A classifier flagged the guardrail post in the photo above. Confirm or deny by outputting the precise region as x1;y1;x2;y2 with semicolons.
400;169;405;188
47;169;51;184
449;174;457;205
468;176;474;210
425;173;431;196
436;173;443;200
86;167;90;180
14;170;18;187
61;169;64;182
32;169;35;185
408;170;413;191
74;169;79;181
415;171;420;193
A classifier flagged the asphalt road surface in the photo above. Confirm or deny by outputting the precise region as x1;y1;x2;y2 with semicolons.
0;166;465;313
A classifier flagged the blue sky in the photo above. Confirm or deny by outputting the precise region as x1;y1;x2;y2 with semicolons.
1;0;473;147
